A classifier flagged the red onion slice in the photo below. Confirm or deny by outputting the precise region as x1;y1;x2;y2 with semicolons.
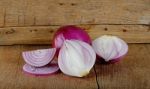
23;63;59;76
22;48;56;67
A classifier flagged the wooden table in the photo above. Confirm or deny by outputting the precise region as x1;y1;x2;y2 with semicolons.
0;44;149;89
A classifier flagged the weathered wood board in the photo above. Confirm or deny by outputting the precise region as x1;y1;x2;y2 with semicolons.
0;25;149;45
0;0;150;44
0;0;149;27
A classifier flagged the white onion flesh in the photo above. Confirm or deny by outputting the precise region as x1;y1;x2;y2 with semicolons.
22;48;56;67
92;35;128;62
58;40;96;77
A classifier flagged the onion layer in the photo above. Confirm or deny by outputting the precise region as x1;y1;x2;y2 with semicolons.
23;63;59;76
22;48;56;67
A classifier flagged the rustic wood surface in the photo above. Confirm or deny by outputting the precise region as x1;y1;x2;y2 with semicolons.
0;0;150;45
0;25;150;45
0;44;149;89
0;0;149;26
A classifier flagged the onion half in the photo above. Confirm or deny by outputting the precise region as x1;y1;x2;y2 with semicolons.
22;48;56;67
92;35;128;63
58;40;96;77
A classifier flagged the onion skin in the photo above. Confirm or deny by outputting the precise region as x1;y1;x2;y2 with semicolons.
53;25;92;55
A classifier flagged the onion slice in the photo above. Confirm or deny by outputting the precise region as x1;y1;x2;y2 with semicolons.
22;48;56;67
23;63;59;76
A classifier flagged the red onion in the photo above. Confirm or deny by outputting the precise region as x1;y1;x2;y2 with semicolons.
58;40;96;77
53;25;92;54
23;63;59;76
22;48;56;67
92;35;128;63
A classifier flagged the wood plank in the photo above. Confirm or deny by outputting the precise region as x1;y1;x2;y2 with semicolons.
0;25;149;45
0;46;20;89
0;0;149;27
0;26;58;45
0;3;5;27
95;44;150;89
0;45;98;89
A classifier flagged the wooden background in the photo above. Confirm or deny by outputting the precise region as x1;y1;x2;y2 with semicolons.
0;0;149;45
0;0;150;89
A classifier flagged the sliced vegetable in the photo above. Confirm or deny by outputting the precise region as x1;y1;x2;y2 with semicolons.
23;63;59;76
58;40;96;77
92;35;128;63
22;48;56;67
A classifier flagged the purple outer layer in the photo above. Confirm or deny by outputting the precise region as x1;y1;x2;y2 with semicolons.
23;69;60;77
97;54;127;64
109;54;126;63
23;63;60;77
52;25;92;56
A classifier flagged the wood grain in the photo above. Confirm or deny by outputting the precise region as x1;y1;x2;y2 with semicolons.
0;46;20;89
95;44;150;89
0;45;98;89
0;0;149;27
0;25;149;45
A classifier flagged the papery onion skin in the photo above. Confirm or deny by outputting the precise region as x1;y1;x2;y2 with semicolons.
58;40;96;77
52;25;92;54
22;48;56;67
92;35;128;63
23;63;59;76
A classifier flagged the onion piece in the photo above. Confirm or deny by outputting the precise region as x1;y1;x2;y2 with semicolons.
58;40;96;77
23;63;59;76
53;25;91;54
22;48;56;67
92;35;128;63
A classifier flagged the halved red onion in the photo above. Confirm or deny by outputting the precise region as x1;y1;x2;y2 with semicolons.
22;48;56;67
53;25;92;54
58;40;96;77
23;63;59;76
92;35;128;63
